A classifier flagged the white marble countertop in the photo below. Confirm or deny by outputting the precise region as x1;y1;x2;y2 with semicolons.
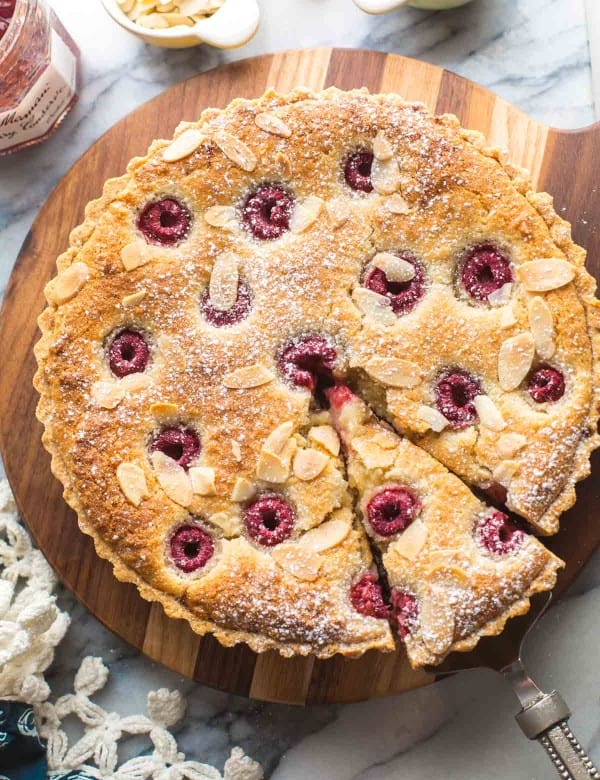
1;1;599;777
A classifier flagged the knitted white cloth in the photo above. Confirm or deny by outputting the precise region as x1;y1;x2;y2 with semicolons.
0;480;264;779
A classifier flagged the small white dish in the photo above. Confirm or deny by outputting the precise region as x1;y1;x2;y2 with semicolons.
353;0;474;13
101;0;260;49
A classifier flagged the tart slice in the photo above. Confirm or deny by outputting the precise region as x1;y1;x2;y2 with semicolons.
327;385;563;667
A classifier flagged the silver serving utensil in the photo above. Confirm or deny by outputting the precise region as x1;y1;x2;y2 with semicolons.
433;593;600;778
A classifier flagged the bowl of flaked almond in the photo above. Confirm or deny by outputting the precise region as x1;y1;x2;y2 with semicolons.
101;0;260;48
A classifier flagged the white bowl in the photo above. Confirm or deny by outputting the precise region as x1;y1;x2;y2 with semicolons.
101;0;260;49
353;0;474;13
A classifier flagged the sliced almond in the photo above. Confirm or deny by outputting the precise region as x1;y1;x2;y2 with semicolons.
497;332;535;391
273;151;292;179
163;128;205;162
272;546;322;581
263;421;294;456
298;518;351;552
116;462;149;506
373;131;393;161
326;198;349;229
371;252;415;283
492;459;519;487
417;405;448;433
207;511;241;536
527;296;555;359
308;425;340;456
372;429;398;450
487;282;512;306
189;466;216;496
290;195;324;234
254;112;292;138
352;287;396;326
371;156;401;195
213;132;257;172
365;356;422;388
473;395;506;432
151;451;193;507
204;205;237;229
223;364;274;389
420;587;456;657
120;373;151;394
122;289;147;307
499;304;517;329
256;441;295;483
389;518;428;561
44;262;89;306
293;448;329;481
230;476;255;502
496;432;527;458
352;436;396;469
137;12;169;28
150;401;178;416
517;258;575;291
231;440;242;461
121;241;155;272
386;193;410;215
160;12;195;25
209;251;239;311
92;381;124;409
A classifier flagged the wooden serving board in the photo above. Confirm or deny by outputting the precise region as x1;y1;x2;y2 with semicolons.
1;48;599;705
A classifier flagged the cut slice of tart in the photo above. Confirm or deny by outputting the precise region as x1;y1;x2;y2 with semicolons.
327;385;563;667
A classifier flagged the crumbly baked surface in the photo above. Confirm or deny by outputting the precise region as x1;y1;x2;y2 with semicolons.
34;87;600;666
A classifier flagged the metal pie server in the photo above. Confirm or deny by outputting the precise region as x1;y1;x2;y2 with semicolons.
433;593;600;779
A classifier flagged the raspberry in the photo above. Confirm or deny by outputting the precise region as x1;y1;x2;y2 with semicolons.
363;254;425;315
150;427;201;471
390;589;419;639
476;510;525;556
435;369;481;429
527;365;565;403
242;185;294;240
366;487;421;537
170;525;214;572
344;151;374;193
278;335;337;393
351;573;389;619
244;495;294;546
138;198;191;246
108;329;150;377
200;279;252;327
460;244;513;302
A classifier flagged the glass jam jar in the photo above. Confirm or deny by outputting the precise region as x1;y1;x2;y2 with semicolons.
0;0;80;155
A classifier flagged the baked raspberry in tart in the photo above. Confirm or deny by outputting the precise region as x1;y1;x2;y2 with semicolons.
35;88;598;665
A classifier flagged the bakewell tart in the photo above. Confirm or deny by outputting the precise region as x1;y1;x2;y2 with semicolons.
34;87;600;664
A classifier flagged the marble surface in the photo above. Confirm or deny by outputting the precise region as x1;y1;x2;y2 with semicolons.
1;0;599;777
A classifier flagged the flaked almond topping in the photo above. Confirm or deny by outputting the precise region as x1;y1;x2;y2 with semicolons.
230;476;255;502
499;304;517;329
492;459;519;487
352;287;396;326
92;381;124;409
527;296;555;359
352;436;396;469
365;356;422;388
213;132;257;172
473;395;506;431
207;511;241;536
389;518;428;561
209;251;239;311
121;241;155;272
231;440;242;461
487;282;512;306
373;130;393;161
326;198;349;229
292;448;329;481
386;193;410;214
122;289;147;307
420;588;456;656
256;440;295;483
263;421;294;456
308;425;340;456
116;462;149;506
372;429;398;450
417;405;448;433
151;451;193;507
44;262;89;306
372;252;415;282
298;518;351;552
189;466;216;496
254;111;292;138
290;195;324;234
204;205;237;229
517;257;575;291
223;364;274;389
273;151;292;179
163;128;205;162
272;546;322;581
121;373;151;393
497;332;535;391
496;432;527;458
371;156;401;195
150;401;178;416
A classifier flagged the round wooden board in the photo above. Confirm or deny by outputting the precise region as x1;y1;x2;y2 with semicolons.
1;48;600;705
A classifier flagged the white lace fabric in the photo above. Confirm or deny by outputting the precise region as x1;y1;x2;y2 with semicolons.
0;480;264;780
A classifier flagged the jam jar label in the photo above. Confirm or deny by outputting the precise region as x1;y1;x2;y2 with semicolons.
0;28;77;152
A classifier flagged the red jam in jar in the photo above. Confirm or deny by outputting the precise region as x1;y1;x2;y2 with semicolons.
0;0;80;155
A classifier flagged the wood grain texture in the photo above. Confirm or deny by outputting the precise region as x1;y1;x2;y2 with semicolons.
1;48;599;705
